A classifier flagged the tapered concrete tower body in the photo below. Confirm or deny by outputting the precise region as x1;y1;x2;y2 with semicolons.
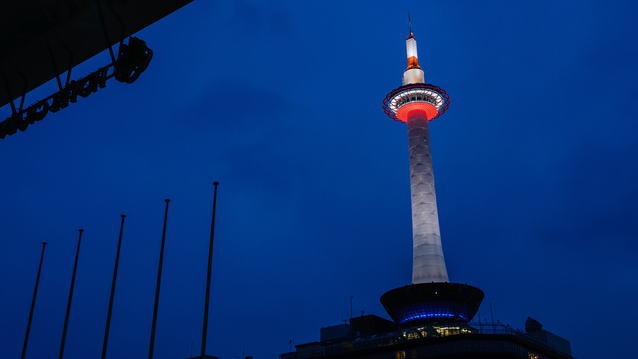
407;110;447;283
381;28;483;327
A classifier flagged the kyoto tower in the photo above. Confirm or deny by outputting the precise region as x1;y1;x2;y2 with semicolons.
380;24;484;327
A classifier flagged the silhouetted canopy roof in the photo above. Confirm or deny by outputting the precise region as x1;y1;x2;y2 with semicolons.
0;0;193;107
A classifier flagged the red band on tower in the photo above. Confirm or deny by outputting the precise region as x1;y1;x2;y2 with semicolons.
396;102;438;122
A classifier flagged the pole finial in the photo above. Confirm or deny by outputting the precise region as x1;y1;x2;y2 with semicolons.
408;13;413;36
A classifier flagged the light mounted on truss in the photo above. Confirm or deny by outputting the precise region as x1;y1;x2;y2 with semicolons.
0;37;153;139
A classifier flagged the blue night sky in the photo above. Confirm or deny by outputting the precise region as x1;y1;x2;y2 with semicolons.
1;1;637;358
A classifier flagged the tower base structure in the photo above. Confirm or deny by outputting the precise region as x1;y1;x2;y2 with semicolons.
380;283;484;327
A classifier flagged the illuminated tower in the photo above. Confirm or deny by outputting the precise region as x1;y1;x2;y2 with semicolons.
380;26;483;326
279;23;574;359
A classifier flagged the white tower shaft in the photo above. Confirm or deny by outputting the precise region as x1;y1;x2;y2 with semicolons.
407;113;448;283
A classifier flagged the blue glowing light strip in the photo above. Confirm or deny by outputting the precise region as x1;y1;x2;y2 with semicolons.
399;312;468;324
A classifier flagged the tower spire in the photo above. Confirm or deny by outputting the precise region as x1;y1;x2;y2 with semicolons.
408;13;413;37
403;17;423;84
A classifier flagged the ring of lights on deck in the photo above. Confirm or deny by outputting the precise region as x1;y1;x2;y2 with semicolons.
382;83;450;122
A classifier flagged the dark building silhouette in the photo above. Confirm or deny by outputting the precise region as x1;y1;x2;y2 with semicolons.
281;315;572;359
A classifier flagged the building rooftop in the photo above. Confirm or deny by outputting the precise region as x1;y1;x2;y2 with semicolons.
282;316;572;359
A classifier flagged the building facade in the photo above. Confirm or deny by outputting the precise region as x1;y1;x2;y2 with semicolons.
281;316;573;359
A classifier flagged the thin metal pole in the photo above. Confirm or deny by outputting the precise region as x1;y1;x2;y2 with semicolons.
349;296;353;321
101;215;126;359
148;200;170;359
21;241;48;359
201;182;219;357
58;229;84;359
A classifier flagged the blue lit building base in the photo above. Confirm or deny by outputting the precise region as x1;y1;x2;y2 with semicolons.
381;283;483;327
